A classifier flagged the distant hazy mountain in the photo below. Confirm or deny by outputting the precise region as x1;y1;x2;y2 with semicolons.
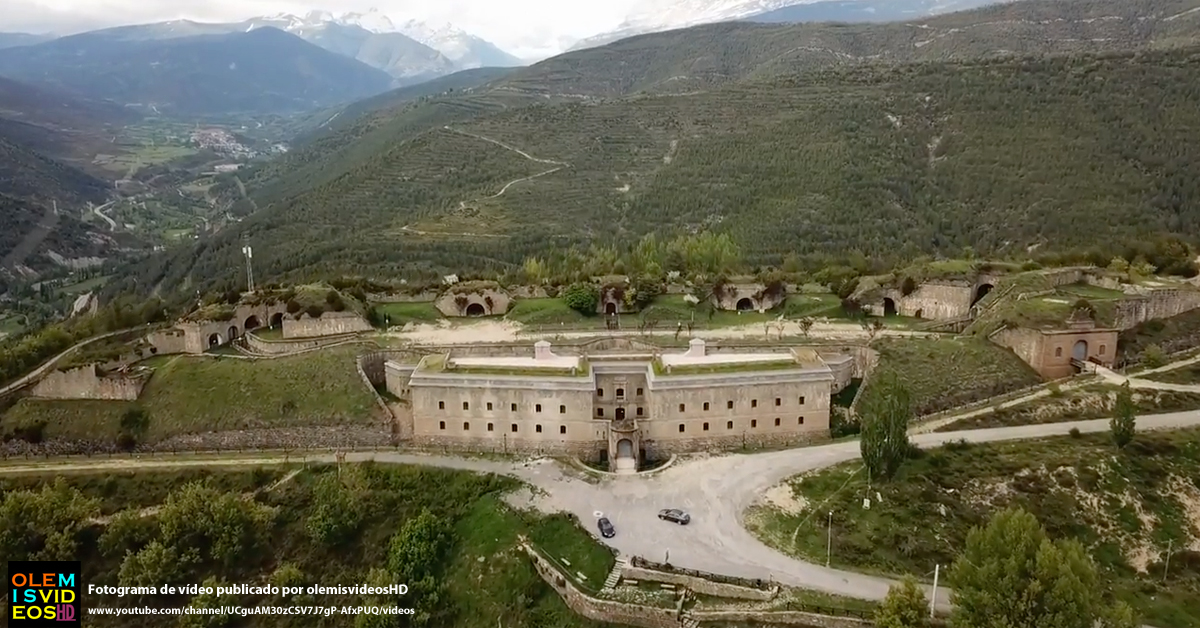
397;20;524;69
747;0;1007;23
0;27;394;115
572;0;1012;49
0;33;53;50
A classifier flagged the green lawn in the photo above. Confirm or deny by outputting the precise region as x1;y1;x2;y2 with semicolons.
506;298;586;325
1140;363;1200;385
506;293;853;330
58;275;111;296
0;314;25;337
939;384;1200;431
374;301;444;325
856;337;1042;416
745;429;1200;627
0;346;378;444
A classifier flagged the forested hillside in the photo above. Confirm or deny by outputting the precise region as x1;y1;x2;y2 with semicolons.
115;46;1200;294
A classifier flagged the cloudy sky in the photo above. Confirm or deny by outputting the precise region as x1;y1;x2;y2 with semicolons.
4;0;645;58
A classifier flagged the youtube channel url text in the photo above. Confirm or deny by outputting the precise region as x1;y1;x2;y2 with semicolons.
88;606;415;617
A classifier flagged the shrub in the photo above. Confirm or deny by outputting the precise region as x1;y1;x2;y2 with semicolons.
1069;427;1082;438
304;305;324;319
286;299;301;314
562;283;600;315
900;276;918;296
1141;344;1166;368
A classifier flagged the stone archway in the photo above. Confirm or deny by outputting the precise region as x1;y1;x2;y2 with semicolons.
244;315;261;331
208;333;222;348
605;301;618;316
883;297;897;316
228;326;239;341
616;439;634;459
914;308;924;319
269;312;284;328
736;297;755;311
465;302;486;317
973;283;994;306
1073;339;1088;361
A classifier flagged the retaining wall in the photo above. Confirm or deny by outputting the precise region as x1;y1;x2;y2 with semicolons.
283;312;372;339
524;544;680;628
30;365;148;400
622;566;775;601
246;331;360;355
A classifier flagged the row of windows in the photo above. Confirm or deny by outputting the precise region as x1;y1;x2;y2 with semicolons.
597;387;642;398
1053;345;1107;357
439;421;567;434
439;401;568;413
680;417;806;432
680;397;806;413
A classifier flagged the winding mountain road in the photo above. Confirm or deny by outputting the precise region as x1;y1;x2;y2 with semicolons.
3;411;1196;611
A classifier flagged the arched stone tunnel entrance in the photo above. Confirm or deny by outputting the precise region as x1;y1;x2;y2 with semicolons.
228;326;239;342
465;302;486;317
244;315;261;331
605;301;618;316
972;283;994;306
883;297;897;316
736;297;755;311
1073;339;1088;361
269;312;284;328
208;333;222;348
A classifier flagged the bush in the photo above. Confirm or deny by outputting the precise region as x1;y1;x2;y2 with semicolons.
1141;344;1166;368
1069;427;1082;438
304;305;324;319
900;276;918;296
286;299;301;314
562;283;600;315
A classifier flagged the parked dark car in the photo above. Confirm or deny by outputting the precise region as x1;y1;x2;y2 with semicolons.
598;517;615;538
658;509;690;525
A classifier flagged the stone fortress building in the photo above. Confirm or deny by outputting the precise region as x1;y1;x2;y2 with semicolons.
385;339;854;471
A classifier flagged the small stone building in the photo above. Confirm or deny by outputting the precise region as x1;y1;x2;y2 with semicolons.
712;283;786;312
990;317;1118;380
435;282;511;317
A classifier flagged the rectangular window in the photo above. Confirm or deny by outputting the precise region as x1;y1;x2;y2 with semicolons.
775;397;781;406
679;403;686;412
598;408;605;417
616;388;625;398
703;422;709;431
703;402;710;411
637;407;644;417
678;424;685;433
727;400;734;410
798;396;806;405
775;417;781;426
751;399;758;408
560;405;566;414
487;423;494;431
463;401;469;411
636;387;644;396
727;420;733;430
487;402;493;411
751;419;758;428
798;416;805;425
511;424;518;432
597;388;604;397
560;425;567;434
438;401;445;410
439;421;446;430
536;404;542;413
511;403;517;412
536;424;543;433
463;421;470;430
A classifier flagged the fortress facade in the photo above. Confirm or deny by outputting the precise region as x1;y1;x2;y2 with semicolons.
385;339;854;471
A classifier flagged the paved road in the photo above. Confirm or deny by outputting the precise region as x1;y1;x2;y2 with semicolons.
3;411;1198;609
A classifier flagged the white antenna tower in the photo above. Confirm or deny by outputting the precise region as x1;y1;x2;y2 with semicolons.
241;240;255;293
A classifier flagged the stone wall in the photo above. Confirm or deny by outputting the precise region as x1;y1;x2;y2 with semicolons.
866;283;974;320
713;284;785;312
691;609;871;628
282;312;372;339
150;302;290;354
524;545;680;628
1112;289;1200;329
369;290;439;302
146;328;188;355
990;325;1117;380
434;288;512;317
622;563;775;601
246;331;360;355
29;365;148;400
643;431;827;459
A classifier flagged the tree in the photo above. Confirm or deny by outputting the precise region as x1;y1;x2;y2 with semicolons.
0;480;100;562
1111;383;1136;448
99;508;158;557
799;317;815;337
387;510;451;626
949;508;1110;628
858;373;912;480
1141;343;1166;368
562;283;600;315
1107;256;1130;278
157;483;274;571
119;540;194;589
874;576;929;628
178;577;229;628
306;467;368;546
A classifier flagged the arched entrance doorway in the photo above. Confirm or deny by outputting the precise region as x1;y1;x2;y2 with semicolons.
228;326;239;341
972;283;994;306
615;407;626;420
1073;340;1088;361
208;333;222;348
269;312;284;328
883;298;897;316
244;315;261;331
616;439;633;459
605;301;618;315
465;302;486;316
736;297;755;311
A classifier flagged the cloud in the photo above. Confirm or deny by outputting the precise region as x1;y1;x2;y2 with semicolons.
4;0;638;57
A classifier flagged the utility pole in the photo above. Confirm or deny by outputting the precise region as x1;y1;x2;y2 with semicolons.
826;511;833;567
1163;539;1173;583
930;564;939;618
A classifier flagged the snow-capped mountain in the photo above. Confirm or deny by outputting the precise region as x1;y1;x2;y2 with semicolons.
397;20;523;69
571;0;1009;51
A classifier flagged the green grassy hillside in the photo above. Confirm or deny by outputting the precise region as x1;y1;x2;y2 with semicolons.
121;44;1200;294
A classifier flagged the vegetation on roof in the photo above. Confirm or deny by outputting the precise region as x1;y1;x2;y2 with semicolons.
417;353;591;377
651;356;799;376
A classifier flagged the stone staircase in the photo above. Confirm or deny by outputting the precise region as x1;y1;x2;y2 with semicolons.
599;557;627;597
